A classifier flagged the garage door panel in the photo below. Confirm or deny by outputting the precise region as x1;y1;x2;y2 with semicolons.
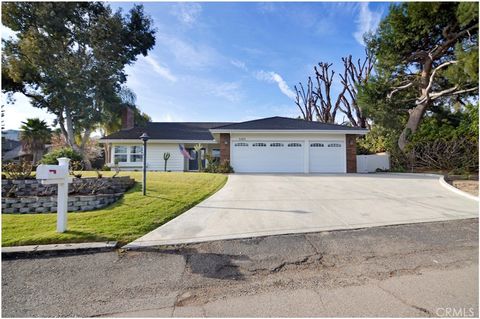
309;140;345;173
232;141;304;173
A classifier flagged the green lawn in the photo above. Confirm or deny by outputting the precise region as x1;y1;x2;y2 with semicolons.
2;171;227;247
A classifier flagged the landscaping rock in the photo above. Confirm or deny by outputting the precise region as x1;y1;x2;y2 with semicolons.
2;193;124;214
2;176;135;197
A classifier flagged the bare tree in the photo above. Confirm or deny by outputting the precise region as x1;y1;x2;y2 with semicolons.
295;51;373;128
295;62;344;124
294;77;317;121
338;51;374;128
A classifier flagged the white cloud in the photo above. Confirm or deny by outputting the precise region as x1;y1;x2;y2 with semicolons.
143;56;177;82
208;81;242;103
230;59;248;71
255;71;296;100
158;35;220;69
257;2;278;13
170;3;202;26
353;3;382;46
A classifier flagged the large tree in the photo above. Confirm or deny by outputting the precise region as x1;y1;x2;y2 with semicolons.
359;2;478;151
2;2;155;167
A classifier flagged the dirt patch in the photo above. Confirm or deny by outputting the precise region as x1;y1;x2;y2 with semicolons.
452;180;479;196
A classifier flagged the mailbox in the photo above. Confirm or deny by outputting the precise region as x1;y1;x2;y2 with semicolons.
36;164;69;180
35;157;72;233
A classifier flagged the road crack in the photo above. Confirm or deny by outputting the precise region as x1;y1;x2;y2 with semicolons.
377;284;434;316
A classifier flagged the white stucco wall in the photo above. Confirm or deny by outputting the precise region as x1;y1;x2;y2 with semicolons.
146;143;186;171
357;152;390;173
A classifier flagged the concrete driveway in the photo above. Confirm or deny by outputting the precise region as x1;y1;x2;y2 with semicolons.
126;174;478;248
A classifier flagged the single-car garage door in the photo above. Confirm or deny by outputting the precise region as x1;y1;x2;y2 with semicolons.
232;141;304;173
309;141;346;173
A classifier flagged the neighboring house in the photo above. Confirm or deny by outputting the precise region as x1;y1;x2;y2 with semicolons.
1;137;27;162
2;129;20;141
101;109;368;173
2;134;52;163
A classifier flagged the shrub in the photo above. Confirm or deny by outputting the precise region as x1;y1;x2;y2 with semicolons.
360;105;478;173
357;126;398;155
203;159;234;174
408;137;478;172
2;161;34;179
102;165;111;171
40;147;82;164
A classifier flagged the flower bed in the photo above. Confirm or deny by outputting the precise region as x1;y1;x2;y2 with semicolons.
1;176;135;214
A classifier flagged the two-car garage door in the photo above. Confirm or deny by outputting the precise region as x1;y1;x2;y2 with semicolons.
231;140;345;173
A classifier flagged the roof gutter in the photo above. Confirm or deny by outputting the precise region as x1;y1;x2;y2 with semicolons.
99;139;218;144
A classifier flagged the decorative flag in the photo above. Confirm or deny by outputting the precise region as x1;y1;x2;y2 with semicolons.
179;144;192;159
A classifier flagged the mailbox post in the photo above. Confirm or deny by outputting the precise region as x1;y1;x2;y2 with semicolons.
140;133;149;196
36;157;73;233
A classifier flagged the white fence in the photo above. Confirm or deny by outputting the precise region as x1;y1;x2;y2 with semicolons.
356;152;390;173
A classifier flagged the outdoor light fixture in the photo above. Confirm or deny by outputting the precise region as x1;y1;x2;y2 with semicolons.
140;132;150;196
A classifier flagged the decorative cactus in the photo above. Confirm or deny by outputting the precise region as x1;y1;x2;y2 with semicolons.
163;152;170;171
193;143;203;171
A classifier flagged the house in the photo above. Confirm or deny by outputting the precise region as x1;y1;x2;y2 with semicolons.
1;137;26;162
100;109;368;173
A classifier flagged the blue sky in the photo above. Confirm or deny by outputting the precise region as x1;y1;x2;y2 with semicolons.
2;1;388;130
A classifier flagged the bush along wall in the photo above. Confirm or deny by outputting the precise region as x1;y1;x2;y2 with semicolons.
1;176;135;214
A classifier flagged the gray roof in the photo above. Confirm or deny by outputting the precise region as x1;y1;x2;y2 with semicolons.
2;145;27;161
101;122;233;141
101;116;366;141
211;116;366;131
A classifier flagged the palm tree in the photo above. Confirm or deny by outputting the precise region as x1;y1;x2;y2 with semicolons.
20;118;52;164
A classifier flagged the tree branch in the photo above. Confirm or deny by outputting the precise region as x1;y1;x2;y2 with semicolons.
388;82;414;99
430;86;478;100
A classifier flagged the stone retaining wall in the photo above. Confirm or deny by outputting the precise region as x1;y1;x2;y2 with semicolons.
2;193;124;214
2;176;135;197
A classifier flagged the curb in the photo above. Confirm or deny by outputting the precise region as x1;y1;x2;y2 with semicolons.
2;241;118;258
381;172;443;178
438;176;479;202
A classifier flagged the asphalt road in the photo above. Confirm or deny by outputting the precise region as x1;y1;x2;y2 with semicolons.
2;218;478;317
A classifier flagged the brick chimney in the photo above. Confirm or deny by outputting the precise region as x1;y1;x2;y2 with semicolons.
121;107;135;130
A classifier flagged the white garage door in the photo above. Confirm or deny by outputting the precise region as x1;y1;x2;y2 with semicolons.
232;141;304;173
309;141;346;173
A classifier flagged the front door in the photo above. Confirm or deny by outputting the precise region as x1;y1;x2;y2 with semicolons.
188;148;206;171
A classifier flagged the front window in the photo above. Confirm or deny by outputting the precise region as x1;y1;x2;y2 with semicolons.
113;145;143;163
210;148;220;164
130;146;143;162
212;149;220;158
114;146;128;163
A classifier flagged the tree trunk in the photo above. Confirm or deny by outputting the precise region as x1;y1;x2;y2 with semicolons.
80;129;92;170
63;107;93;169
398;60;432;151
64;107;76;148
398;102;429;151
